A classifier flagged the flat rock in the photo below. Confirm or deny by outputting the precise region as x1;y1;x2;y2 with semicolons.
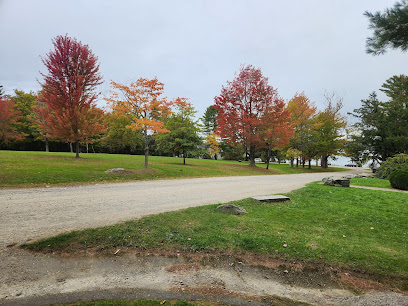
252;195;290;202
216;204;247;215
105;168;125;173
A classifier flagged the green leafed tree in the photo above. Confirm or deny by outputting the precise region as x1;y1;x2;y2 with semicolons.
102;112;143;153
365;1;408;55
201;105;218;134
157;98;202;165
314;93;347;168
9;90;38;141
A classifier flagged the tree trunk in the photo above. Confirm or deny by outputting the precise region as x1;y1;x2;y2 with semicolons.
45;137;49;152
321;154;328;168
296;158;299;167
183;153;186;165
308;159;311;169
302;157;305;168
75;141;80;158
86;142;89;153
290;158;294;168
249;145;256;166
316;160;318;167
69;142;73;153
266;147;271;170
143;129;149;169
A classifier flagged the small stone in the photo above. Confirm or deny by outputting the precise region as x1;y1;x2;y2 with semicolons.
370;227;374;230
16;292;22;297
284;270;289;273
283;244;288;248
216;204;247;215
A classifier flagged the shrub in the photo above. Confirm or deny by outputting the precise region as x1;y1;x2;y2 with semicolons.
389;169;408;190
376;154;408;179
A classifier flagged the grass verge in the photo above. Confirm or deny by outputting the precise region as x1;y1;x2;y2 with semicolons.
23;183;408;279
350;177;392;189
0;151;345;187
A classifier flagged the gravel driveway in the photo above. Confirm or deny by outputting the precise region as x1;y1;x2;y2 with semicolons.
0;171;360;248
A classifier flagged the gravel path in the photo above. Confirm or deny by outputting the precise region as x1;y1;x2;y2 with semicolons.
0;170;361;248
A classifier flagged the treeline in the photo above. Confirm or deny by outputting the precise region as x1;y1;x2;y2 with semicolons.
5;34;406;169
0;35;348;168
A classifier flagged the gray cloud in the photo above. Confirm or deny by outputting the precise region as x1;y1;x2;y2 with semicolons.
0;0;404;119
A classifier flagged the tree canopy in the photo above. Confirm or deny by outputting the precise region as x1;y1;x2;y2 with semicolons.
107;77;172;168
214;65;285;166
0;97;23;144
349;75;408;162
37;35;106;158
365;0;408;55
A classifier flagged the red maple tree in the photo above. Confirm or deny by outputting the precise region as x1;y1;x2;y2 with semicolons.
0;97;23;144
37;35;106;158
215;65;288;166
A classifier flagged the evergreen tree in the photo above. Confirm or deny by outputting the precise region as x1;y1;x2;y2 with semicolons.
349;75;408;161
365;1;408;55
201;105;218;134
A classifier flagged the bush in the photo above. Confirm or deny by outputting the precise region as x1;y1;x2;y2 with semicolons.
389;169;408;190
376;154;408;179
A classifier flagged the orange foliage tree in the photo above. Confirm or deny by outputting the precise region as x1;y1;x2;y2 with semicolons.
287;92;317;167
0;97;23;144
106;78;172;168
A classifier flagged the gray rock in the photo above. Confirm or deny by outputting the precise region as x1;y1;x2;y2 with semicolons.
323;177;350;187
217;204;247;215
105;168;125;173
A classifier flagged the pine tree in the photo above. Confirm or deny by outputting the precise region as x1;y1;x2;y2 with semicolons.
365;1;408;55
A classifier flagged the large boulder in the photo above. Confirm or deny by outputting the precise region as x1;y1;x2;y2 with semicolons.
216;204;247;215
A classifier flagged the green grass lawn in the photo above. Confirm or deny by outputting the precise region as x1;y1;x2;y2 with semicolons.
0;151;345;187
350;177;392;189
24;183;408;279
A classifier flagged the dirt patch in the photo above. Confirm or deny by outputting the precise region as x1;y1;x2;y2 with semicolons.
166;263;200;273
29;246;408;294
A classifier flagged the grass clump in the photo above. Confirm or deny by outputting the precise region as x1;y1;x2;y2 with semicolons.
350;177;391;188
0;151;345;187
24;183;408;278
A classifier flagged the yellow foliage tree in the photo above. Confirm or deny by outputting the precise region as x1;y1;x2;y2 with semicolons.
205;132;220;159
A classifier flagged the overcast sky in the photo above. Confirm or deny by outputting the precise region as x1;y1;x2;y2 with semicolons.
0;0;405;120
